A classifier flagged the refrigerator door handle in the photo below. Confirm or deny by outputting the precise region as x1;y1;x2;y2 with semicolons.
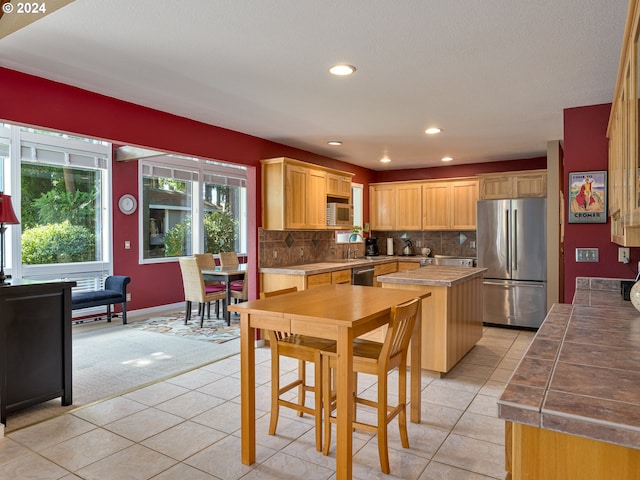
505;209;510;268
513;208;518;271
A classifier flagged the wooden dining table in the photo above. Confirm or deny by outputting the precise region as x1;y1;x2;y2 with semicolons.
227;284;430;480
201;264;247;325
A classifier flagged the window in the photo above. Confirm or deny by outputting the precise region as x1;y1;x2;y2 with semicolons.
352;183;364;229
2;124;112;287
140;155;247;261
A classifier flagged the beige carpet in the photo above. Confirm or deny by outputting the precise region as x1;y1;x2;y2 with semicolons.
5;313;240;432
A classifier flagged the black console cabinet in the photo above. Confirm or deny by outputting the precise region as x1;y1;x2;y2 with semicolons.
0;281;75;424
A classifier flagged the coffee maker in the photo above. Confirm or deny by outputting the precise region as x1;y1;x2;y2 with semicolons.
365;237;379;256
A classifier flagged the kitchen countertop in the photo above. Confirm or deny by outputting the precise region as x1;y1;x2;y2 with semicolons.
377;266;487;287
497;281;640;449
259;256;424;275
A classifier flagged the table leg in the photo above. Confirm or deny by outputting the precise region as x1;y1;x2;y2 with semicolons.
410;308;421;423
335;326;354;480
240;313;256;465
224;282;232;326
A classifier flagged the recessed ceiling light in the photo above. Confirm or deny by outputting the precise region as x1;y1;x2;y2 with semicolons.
329;64;356;76
425;127;442;135
380;156;391;163
327;140;342;146
441;156;453;162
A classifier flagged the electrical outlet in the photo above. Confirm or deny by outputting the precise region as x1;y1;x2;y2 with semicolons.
126;293;131;301
124;240;130;249
273;250;277;258
576;248;599;262
618;247;630;263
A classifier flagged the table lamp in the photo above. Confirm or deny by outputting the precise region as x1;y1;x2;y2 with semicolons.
0;192;20;285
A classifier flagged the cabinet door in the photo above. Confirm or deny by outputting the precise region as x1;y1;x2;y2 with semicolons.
285;164;308;228
451;180;478;230
307;168;327;228
513;173;547;198
370;185;395;230
395;184;422;230
422;182;450;230
327;173;352;198
479;176;512;199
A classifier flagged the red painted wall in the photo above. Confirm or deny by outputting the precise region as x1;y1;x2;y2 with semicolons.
373;157;547;183
563;103;638;302
0;67;374;309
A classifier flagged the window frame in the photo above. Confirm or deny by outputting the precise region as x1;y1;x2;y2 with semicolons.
139;155;248;264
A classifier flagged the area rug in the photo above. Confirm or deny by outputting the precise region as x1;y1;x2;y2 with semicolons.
128;311;241;344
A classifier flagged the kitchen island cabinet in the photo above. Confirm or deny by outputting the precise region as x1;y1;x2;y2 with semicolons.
498;282;640;480
377;266;486;374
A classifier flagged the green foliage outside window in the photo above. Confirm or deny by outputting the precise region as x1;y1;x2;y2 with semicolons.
21;221;96;264
204;210;237;253
163;210;237;257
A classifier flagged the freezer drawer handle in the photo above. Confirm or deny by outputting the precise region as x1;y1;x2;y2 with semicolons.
483;281;545;288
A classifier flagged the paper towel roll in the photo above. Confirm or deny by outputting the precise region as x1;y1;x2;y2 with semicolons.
387;237;394;255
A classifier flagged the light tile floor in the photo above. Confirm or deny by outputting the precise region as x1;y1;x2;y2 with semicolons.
0;326;533;480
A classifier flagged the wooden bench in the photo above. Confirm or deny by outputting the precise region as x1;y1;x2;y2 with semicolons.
71;276;131;324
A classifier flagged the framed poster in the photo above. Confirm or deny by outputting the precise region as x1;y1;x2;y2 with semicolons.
568;171;607;223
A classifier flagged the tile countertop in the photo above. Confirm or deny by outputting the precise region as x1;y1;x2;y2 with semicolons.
259;256;424;275
497;281;640;449
377;266;487;287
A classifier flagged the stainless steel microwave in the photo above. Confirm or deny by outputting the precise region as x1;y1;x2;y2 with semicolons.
326;202;353;227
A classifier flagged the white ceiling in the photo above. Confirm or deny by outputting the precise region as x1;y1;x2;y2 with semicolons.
0;0;630;170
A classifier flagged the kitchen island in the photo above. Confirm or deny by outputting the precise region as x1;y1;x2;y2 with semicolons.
498;278;640;480
377;266;486;374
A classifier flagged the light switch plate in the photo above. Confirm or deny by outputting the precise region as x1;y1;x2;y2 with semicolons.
576;248;599;262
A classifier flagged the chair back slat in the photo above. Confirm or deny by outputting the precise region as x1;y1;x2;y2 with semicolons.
260;287;298;340
379;297;420;366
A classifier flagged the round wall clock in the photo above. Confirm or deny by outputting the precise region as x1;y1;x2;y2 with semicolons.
118;194;137;215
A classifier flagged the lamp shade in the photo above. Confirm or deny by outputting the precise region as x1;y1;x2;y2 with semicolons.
0;193;19;224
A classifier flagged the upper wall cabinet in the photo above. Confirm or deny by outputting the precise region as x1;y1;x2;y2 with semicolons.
422;179;478;230
326;172;352;198
370;182;422;230
478;170;547;200
370;178;478;231
261;157;353;230
607;0;640;246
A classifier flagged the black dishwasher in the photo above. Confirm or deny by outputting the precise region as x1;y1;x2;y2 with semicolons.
352;265;375;286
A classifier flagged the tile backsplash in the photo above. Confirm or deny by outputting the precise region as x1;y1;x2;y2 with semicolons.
259;228;476;268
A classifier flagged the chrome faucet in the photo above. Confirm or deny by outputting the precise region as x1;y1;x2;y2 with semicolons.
347;233;364;259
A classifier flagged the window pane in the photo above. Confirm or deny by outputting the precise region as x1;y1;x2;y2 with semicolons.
143;176;193;259
21;162;102;265
202;182;241;253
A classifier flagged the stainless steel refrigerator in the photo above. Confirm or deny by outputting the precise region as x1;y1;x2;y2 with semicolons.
477;198;547;329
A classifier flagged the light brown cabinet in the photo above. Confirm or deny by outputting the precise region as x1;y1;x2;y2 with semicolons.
262;157;352;230
373;261;398;287
371;178;477;231
478;170;547;200
607;0;640;246
422;179;478;230
326;172;352;198
370;183;420;230
369;184;396;230
395;183;422;230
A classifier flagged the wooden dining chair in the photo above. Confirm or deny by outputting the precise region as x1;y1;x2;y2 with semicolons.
260;287;336;452
321;297;421;474
194;253;225;318
178;257;226;327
